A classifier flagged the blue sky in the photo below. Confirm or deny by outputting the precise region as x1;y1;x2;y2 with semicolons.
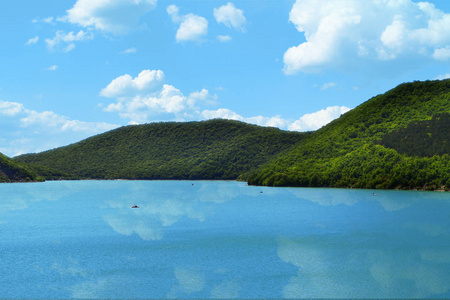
1;0;450;157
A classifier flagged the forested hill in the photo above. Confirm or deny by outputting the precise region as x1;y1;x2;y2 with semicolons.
0;152;41;182
15;119;306;180
248;79;450;190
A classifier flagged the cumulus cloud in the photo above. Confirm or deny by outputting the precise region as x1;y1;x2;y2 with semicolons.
26;36;39;45
284;0;450;74
100;69;165;98
101;70;350;131
167;5;208;42
188;89;218;106
0;100;25;116
288;106;351;131
63;0;157;35
201;108;242;121
101;69;217;123
104;85;216;123
45;30;93;52
176;15;208;42
202;109;290;128
213;2;246;32
0;99;118;156
201;106;347;131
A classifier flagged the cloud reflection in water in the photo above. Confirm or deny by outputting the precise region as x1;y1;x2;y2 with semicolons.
102;181;256;241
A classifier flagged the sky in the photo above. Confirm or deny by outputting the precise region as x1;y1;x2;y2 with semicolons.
1;0;450;157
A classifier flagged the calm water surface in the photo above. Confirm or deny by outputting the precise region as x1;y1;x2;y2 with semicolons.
0;180;449;298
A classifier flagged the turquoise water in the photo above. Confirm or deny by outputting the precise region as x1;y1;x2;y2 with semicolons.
0;180;449;298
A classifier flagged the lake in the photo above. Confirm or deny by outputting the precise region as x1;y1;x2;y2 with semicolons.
0;180;449;298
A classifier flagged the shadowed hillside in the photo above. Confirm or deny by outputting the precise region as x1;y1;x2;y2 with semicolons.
375;113;450;157
0;153;41;182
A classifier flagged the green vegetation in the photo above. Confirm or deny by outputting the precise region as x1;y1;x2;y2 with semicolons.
0;152;42;182
376;113;450;157
247;79;450;190
10;79;450;190
15;119;306;180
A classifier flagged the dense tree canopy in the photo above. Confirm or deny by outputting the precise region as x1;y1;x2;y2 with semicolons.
15;119;306;180
376;113;450;157
9;79;450;190
247;79;450;190
0;153;41;182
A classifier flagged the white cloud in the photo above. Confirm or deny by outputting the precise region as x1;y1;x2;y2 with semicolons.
120;47;136;54
19;110;116;134
101;70;350;131
167;5;181;23
201;106;351;131
167;5;208;42
100;69;165;98
433;46;450;60
0;100;25;116
63;0;157;35
284;0;450;74
288;106;351;131
246;115;291;128
43;17;54;24
101;70;218;123
0;100;118;156
217;35;232;42
435;73;450;80
188;89;218;106
26;36;39;45
176;15;208;42
213;2;246;32
45;65;58;71
104;84;200;123
380;16;406;53
321;82;337;90
201;108;243;121
32;17;55;24
201;106;349;131
201;109;285;129
45;30;93;52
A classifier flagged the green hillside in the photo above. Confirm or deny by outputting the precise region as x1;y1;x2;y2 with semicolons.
375;113;450;157
247;79;450;190
15;119;306;180
0;152;41;182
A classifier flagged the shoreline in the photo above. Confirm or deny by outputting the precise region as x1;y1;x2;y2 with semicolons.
2;178;448;192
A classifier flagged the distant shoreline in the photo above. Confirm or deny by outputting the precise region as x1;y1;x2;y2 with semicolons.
3;178;448;192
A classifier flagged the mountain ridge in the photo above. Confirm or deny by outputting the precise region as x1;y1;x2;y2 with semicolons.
15;119;306;180
10;79;450;190
0;152;41;182
247;79;450;190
